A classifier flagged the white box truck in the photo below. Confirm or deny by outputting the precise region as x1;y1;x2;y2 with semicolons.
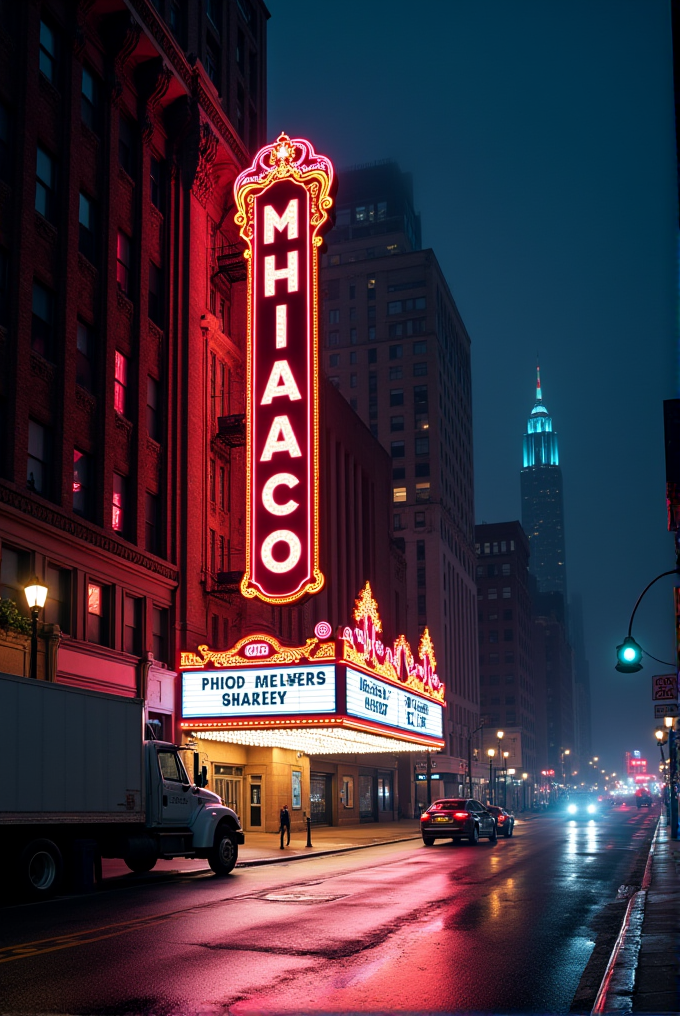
0;672;244;898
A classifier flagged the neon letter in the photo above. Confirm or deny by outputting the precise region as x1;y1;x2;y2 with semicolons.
262;473;299;516
264;251;298;296
275;304;287;348
264;200;299;244
261;530;302;573
260;416;302;461
261;360;302;405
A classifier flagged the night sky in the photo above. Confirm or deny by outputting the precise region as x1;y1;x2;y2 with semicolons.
266;1;678;774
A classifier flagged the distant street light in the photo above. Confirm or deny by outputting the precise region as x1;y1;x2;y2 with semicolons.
24;576;48;681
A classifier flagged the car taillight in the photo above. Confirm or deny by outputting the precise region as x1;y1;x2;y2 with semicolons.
420;813;430;821
498;815;506;823
453;811;469;820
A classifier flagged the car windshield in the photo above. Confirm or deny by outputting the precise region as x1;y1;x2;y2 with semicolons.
430;799;466;811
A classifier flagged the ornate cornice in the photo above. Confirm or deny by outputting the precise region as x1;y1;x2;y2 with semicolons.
117;289;134;318
30;352;55;382
192;121;219;207
0;483;178;583
108;13;142;107
148;319;163;345
73;0;96;61
138;60;173;146
75;384;96;413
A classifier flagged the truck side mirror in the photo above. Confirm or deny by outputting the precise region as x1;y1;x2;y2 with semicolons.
201;765;208;788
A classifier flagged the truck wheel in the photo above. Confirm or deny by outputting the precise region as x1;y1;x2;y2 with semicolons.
20;838;63;898
124;856;157;874
208;827;238;875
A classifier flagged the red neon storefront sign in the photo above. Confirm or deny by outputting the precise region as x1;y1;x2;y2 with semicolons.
234;134;335;604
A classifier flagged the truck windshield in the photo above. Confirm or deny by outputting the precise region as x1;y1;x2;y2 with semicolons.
157;750;188;783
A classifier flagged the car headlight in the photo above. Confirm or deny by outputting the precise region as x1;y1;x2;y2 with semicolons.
587;804;596;814
567;804;577;815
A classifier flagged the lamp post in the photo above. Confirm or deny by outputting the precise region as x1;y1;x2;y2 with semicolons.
24;576;48;681
560;748;570;785
522;772;528;812
665;715;677;836
496;730;504;808
503;751;510;807
467;719;486;798
487;748;496;804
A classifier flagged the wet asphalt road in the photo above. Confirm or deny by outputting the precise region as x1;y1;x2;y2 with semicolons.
0;806;658;1015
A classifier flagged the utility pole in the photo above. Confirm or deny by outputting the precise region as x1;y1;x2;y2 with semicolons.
467;720;485;798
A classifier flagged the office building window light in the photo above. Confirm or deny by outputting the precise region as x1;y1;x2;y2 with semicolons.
393;486;407;503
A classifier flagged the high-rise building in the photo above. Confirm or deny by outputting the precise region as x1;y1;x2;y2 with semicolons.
475;521;543;801
0;0;267;733
520;367;567;602
321;161;479;802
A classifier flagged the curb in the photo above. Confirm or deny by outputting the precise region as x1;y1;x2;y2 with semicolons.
590;817;660;1014
236;833;422;867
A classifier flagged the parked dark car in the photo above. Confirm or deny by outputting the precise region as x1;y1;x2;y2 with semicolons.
420;798;497;846
485;804;515;837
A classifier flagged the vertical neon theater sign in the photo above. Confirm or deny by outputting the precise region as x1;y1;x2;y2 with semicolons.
234;134;335;604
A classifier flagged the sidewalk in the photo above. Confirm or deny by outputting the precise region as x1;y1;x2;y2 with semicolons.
593;815;680;1013
100;819;423;881
631;817;680;1012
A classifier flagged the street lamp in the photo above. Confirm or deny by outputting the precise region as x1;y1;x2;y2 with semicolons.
24;576;48;681
560;748;570;785
487;748;496;804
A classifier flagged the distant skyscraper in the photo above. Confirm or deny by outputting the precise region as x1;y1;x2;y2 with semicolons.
520;367;567;601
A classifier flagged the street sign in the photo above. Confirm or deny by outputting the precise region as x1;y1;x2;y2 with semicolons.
652;674;678;701
655;702;679;718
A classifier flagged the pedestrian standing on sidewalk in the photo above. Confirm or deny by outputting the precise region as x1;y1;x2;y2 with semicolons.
279;804;291;848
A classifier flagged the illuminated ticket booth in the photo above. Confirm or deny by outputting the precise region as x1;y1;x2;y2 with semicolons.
180;584;445;831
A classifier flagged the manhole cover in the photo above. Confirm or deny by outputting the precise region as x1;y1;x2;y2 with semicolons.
261;892;348;904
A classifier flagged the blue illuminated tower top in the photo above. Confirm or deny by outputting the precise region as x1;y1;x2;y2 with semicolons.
523;365;559;468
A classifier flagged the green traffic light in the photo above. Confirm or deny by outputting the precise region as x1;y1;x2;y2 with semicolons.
615;636;643;673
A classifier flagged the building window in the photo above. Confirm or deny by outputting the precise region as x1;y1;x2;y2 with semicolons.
146;376;159;441
27;420;48;494
72;449;91;517
118;116;136;178
368;326;376;341
112;473;128;534
150;155;163;209
417;594;426;616
504;629;513;641
349;398;357;410
39;18;58;84
219;465;225;510
114;351;128;415
389;345;402;359
149;261;162;326
368;348;377;364
81;66;100;133
328;331;339;347
124;594;142;655
502;586;511;598
76;321;93;390
145;492;160;554
414;385;428;410
349;351;357;364
349;327;357;344
503;609;513;621
502;563;511;575
0;101;10;182
393;486;406;503
393;513;402;530
415;462;430;477
392;467;405;480
87;581;108;645
413;340;427;354
415;482;430;503
209;458;216;503
391;441;405;458
329;353;340;367
219;534;225;571
389;367;402;380
35;146;56;223
78;192;96;263
505;652;514;664
488;588;498;600
413;362;427;376
391;416;404;432
209;528;216;573
414;512;425;528
45;564;71;633
152;606;168;662
350;373;357;388
206;40;220;88
329;308;340;324
390;389;403;407
415;436;429;455
415;413;429;431
116;231;131;296
489;630;498;644
0;546;29;604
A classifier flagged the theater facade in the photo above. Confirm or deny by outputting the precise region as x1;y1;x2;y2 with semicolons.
179;584;445;831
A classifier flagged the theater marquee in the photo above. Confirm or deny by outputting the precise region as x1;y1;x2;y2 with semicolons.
233;134;335;604
180;584;445;753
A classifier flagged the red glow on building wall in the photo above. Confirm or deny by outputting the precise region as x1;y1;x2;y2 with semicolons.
234;134;335;604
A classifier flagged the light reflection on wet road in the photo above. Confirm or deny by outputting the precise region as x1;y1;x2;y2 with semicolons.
0;807;657;1015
